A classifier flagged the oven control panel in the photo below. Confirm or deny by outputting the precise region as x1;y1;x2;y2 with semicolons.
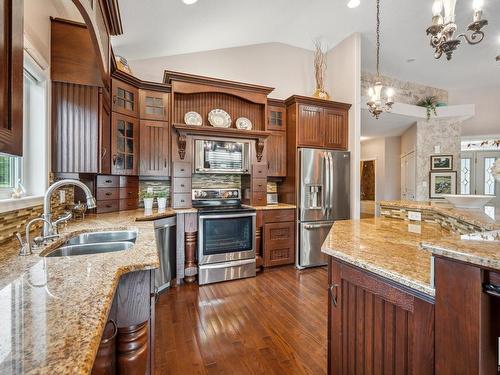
192;189;240;200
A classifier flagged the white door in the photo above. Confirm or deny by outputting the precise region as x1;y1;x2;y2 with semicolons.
401;152;416;200
460;151;500;206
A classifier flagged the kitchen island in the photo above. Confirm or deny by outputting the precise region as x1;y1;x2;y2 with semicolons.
322;201;500;375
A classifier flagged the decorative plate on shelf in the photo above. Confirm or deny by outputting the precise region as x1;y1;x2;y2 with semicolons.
208;109;232;128
184;111;203;126
235;117;252;130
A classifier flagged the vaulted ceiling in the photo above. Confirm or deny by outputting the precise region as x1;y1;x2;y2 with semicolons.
112;0;500;90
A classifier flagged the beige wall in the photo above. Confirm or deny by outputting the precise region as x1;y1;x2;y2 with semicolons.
361;136;401;208
401;124;417;155
24;0;82;64
448;86;500;137
327;33;362;219
128;42;316;99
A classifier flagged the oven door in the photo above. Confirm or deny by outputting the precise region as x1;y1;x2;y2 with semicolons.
198;212;256;265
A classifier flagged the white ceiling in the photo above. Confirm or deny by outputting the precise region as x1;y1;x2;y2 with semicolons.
112;0;500;90
361;109;418;139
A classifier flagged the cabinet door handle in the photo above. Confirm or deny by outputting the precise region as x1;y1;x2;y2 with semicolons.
483;283;500;298
112;95;117;104
101;147;107;159
101;320;117;344
328;284;338;307
112;154;117;165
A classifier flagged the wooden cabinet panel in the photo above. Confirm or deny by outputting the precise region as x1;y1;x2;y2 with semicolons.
52;82;100;173
0;0;23;156
119;187;138;200
263;222;295;267
97;187;119;201
112;78;138;117
119;198;138;211
263;209;294;223
252;164;267;178
267;105;286;131
99;89;111;174
139;90;169;121
252;192;267;206
328;259;434;375
297;104;323;147
119;176;139;188
97;175;119;188
96;199;120;213
172;193;191;208
172;177;191;193
252;178;267;192
111;113;139;175
323;108;348;150
266;131;286;177
172;162;191;177
139;120;170;176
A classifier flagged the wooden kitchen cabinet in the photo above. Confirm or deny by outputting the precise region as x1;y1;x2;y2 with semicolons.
139;89;169;121
262;209;296;267
0;0;23;156
328;259;435;375
112;78;139;117
139;120;170;176
286;95;350;151
266;131;286;177
267;100;286;131
111;112;139;175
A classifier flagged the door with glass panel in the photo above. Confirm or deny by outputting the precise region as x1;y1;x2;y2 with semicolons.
111;113;139;175
460;151;500;206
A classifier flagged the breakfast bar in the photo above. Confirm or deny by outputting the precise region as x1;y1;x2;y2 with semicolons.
322;200;500;375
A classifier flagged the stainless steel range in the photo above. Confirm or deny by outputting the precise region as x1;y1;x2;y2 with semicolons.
193;188;256;285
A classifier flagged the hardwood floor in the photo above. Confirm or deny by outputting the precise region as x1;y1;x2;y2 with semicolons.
154;266;328;375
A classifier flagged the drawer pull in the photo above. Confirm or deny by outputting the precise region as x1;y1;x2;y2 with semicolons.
180;184;185;187
106;192;112;196
483;283;500;298
105;180;112;183
180;199;185;203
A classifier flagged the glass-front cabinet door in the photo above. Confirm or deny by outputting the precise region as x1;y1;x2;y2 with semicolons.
111;113;138;175
112;78;138;117
139;90;169;121
460;150;500;207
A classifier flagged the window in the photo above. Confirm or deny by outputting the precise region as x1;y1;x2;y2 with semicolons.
0;52;48;206
460;158;471;195
484;157;496;196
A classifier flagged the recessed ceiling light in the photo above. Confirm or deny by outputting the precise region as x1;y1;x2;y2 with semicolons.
347;0;360;8
182;0;198;4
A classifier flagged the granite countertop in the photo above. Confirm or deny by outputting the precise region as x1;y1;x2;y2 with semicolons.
321;217;451;296
379;200;499;231
0;210;160;375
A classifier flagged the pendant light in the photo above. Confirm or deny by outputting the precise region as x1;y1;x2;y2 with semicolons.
366;0;394;120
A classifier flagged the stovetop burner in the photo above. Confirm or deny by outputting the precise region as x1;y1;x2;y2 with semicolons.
192;188;256;214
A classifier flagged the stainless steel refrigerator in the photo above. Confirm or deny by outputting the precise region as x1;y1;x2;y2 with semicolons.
297;148;350;269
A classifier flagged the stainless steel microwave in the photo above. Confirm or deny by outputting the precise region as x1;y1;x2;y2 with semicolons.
194;139;250;174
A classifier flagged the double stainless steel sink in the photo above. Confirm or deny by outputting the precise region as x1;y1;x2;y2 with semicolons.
43;230;138;257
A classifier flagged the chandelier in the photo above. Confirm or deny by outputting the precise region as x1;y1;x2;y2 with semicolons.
367;0;394;119
427;0;488;61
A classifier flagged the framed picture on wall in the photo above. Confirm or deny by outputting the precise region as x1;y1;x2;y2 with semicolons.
430;155;453;171
429;171;457;199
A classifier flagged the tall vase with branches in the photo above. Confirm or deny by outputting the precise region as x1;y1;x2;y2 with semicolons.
313;39;330;100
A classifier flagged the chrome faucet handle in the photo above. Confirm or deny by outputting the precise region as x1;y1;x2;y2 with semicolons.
52;211;72;234
22;218;54;256
15;232;30;256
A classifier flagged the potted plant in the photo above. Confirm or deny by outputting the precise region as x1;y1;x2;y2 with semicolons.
140;191;154;210
416;96;438;120
156;190;167;210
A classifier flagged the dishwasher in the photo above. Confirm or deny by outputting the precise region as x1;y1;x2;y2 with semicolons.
154;216;176;293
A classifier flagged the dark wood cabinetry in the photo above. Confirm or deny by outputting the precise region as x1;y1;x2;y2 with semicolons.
328;259;435;375
112;78;139;117
139;90;169;121
434;257;500;375
266;131;286;177
139;120;170;176
261;209;295;267
286;95;350;150
267;100;286;132
111;112;139;175
0;0;23;156
92;270;155;375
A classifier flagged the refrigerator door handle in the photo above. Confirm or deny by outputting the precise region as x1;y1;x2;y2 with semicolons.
322;153;328;216
325;153;331;217
329;153;334;214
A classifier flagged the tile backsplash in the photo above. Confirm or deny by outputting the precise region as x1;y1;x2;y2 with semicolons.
0;187;74;245
139;179;170;207
192;174;241;189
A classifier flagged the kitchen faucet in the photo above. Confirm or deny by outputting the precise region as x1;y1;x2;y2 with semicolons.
42;179;96;237
16;218;54;256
